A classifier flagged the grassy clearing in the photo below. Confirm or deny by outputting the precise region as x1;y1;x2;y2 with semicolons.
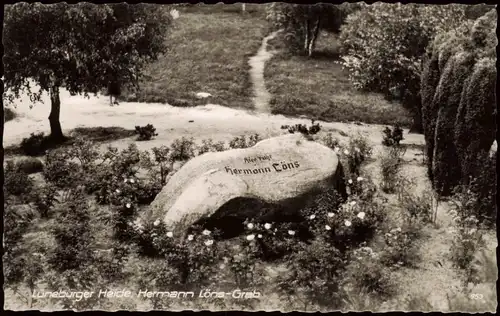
123;4;269;109
265;32;412;126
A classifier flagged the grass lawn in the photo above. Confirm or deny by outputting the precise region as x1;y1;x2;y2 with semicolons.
265;31;413;127
123;4;270;110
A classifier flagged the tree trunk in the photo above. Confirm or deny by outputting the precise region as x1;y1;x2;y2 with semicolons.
308;18;321;57
242;3;246;13
49;85;64;141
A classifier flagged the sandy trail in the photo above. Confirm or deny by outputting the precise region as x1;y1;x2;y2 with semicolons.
3;84;425;154
248;30;282;113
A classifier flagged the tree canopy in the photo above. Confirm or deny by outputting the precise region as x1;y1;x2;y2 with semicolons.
3;3;172;139
266;3;352;57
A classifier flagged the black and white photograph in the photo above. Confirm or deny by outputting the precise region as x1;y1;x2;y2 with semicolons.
1;1;497;312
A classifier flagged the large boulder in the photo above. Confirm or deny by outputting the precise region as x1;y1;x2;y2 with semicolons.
150;133;347;234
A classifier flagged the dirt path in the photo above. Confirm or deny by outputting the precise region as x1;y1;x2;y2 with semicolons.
248;30;282;113
3;82;425;153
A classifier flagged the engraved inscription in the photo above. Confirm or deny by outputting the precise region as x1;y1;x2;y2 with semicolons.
244;155;272;163
225;160;301;175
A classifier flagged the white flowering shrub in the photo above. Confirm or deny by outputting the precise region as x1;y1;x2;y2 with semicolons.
219;228;267;310
347;173;378;200
299;179;386;253
133;222;223;290
235;220;307;262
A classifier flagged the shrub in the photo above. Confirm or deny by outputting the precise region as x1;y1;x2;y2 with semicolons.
15;157;44;174
379;222;423;268
139;223;223;290
4;160;34;199
135;124;158;141
421;52;442;182
448;187;487;286
379;146;405;193
30;183;59;218
301;185;386;253
431;52;475;196
91;242;131;286
240;221;305;262
43;148;82;190
346;173;377;200
133;259;180;310
44;265;103;311
65;138;101;172
112;202;139;243
422;10;496;196
88;144;143;204
224;235;265;290
228;134;261;149
70;126;136;142
327;198;386;252
320;133;340;150
395;177;437;225
341;133;372;178
3;203;37;287
20;132;49;156
343;246;396;299
339;3;467;131
47;188;96;272
277;238;345;310
468;152;496;227
420;24;472;182
170;137;196;161
286;120;321;136
5;107;16;122
455;58;496;186
140;146;172;187
198;138;226;155
382;124;404;147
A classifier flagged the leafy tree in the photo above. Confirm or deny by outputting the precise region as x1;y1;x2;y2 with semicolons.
266;3;347;57
3;3;171;141
339;3;468;133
